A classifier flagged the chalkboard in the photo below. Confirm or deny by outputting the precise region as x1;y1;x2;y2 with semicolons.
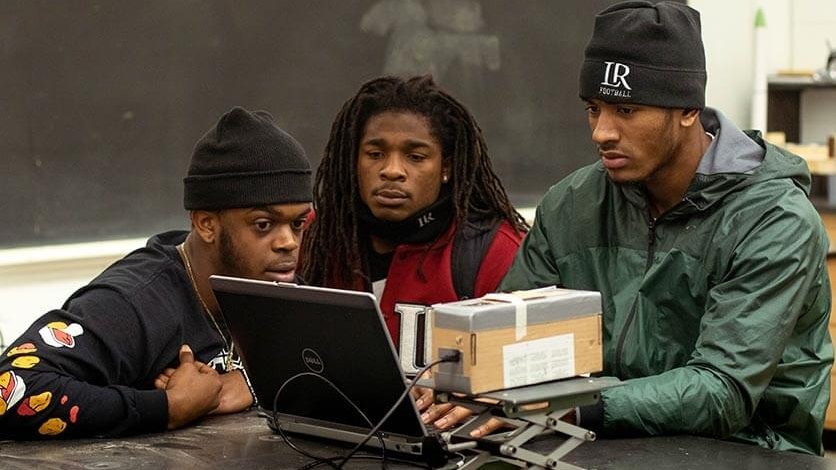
0;0;682;248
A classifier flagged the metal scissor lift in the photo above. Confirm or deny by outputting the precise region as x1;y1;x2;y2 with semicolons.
435;376;619;470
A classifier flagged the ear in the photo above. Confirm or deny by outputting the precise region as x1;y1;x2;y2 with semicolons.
679;108;701;128
441;161;452;184
190;210;221;244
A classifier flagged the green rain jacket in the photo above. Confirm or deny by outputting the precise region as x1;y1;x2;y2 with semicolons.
500;109;832;455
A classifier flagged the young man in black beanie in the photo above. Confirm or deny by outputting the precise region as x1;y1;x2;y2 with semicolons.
498;1;832;455
0;107;312;438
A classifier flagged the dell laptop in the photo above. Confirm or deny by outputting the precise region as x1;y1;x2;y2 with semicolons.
210;275;450;464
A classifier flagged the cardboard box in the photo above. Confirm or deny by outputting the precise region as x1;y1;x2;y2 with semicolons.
431;287;602;394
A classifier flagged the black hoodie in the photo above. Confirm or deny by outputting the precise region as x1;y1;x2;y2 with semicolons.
0;231;230;439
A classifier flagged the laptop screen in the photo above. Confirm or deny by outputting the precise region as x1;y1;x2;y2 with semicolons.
211;276;426;439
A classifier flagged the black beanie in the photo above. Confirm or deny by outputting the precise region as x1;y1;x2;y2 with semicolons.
183;107;312;210
579;1;706;109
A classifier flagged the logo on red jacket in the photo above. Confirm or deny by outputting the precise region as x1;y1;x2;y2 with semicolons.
0;370;27;416
38;322;84;349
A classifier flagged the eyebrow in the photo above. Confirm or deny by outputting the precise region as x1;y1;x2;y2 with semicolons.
362;137;433;149
247;206;312;218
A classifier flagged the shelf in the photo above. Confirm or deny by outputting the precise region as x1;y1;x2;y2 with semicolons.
768;75;836;90
767;75;836;143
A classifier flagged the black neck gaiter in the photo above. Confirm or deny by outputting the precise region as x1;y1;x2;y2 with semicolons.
358;192;454;246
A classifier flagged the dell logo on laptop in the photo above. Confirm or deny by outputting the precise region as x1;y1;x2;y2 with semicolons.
301;348;324;373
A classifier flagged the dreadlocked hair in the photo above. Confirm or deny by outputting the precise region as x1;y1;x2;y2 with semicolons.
300;75;528;289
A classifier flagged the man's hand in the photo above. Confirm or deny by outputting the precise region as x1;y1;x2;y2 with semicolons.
154;368;176;390
412;386;434;411
415;387;495;430
423;404;473;429
162;345;222;430
413;386;465;429
469;417;504;437
470;404;573;438
420;396;553;436
155;353;253;416
209;369;254;415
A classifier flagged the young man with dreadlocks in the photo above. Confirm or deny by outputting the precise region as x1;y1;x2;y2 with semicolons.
300;75;527;428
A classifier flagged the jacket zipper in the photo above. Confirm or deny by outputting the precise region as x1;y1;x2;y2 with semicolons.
644;217;658;272
614;213;657;377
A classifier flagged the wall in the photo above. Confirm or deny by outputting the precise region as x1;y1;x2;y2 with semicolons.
1;0;629;249
0;240;143;349
690;0;836;142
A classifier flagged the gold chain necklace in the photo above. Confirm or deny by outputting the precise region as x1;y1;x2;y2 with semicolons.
177;243;234;371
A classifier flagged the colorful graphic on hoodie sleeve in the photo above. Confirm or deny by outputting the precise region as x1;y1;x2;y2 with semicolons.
38;417;67;436
11;356;40;369
0;370;26;416
38;322;84;349
6;343;37;356
6;343;41;369
17;391;52;416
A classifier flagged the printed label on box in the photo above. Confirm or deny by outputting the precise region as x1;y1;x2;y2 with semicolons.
502;334;575;388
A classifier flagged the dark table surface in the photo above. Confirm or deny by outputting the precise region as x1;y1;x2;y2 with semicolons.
1;411;834;470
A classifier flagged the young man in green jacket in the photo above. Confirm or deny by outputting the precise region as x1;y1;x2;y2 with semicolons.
497;1;832;455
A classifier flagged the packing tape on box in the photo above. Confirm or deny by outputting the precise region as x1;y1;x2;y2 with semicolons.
482;293;527;340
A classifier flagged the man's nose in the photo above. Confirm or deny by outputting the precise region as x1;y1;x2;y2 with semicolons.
380;154;407;180
591;111;619;146
272;225;299;252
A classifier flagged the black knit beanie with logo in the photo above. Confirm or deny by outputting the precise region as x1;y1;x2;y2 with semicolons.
183;107;312;210
579;1;706;109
